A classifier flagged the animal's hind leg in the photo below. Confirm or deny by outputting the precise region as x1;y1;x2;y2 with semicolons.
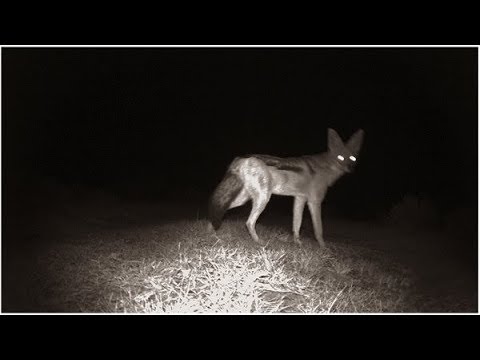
229;188;249;209
246;194;270;245
293;196;306;245
236;156;272;245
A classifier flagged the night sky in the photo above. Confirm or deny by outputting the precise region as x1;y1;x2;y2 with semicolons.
3;47;478;219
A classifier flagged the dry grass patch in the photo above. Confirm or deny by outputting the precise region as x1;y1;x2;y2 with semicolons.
32;219;417;313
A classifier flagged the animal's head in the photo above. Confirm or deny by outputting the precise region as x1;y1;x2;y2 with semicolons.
327;128;365;173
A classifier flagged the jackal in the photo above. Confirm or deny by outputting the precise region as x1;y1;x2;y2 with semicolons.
208;128;364;246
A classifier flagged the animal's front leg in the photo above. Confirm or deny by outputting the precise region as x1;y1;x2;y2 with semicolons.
308;201;325;247
293;196;306;244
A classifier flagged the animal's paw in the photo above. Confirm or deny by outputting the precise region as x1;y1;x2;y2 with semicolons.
293;236;302;246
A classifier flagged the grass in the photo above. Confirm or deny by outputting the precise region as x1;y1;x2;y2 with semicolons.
19;218;424;313
3;197;477;313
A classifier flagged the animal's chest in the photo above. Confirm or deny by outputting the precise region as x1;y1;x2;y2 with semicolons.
269;166;335;198
268;168;321;195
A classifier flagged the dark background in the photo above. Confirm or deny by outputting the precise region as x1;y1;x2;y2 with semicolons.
2;47;478;243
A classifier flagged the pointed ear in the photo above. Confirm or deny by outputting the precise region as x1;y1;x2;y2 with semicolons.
328;128;344;153
346;129;365;156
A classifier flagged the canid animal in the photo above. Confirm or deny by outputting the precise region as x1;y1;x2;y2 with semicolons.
208;128;364;246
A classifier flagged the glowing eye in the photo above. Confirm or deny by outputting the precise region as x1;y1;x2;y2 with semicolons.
337;155;344;161
349;156;356;161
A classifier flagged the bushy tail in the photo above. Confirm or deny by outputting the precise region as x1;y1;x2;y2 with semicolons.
208;171;243;230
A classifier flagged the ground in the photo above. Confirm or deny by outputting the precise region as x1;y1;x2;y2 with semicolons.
2;194;477;313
